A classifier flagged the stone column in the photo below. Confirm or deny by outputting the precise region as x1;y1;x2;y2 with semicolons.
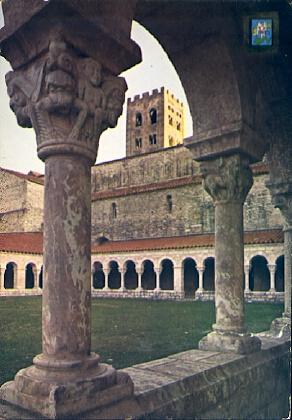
268;264;276;292
0;4;141;413
244;265;250;293
266;139;292;337
155;267;161;292
103;268;110;291
197;266;204;293
197;155;261;354
174;265;183;296
120;268;126;292
136;268;142;292
0;266;5;290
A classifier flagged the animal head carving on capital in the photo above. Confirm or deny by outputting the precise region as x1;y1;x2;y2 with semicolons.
5;36;127;161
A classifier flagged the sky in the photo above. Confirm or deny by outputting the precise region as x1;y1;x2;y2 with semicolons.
0;7;192;174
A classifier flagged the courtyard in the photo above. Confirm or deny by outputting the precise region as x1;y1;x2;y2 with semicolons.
0;296;283;386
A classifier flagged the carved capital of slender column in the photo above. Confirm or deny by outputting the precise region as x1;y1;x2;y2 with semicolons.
6;37;127;164
199;154;253;204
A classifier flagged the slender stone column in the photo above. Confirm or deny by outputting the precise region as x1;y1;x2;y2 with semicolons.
136;268;142;291
120;268;126;292
244;265;250;293
268;264;276;292
197;266;204;293
198;155;261;354
155;267;161;292
0;267;5;290
283;226;292;318
266;139;292;337
0;6;140;413
103;268;110;291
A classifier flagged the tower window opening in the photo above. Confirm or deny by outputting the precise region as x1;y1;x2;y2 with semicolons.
169;136;174;146
149;134;157;145
149;108;157;124
168;115;173;126
135;138;142;148
176;122;181;131
112;202;117;219
167;194;173;213
135;112;142;127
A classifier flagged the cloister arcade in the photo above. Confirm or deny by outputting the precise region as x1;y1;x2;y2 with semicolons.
0;250;283;301
0;254;284;300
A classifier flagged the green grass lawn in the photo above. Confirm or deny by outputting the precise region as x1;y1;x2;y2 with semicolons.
0;297;283;386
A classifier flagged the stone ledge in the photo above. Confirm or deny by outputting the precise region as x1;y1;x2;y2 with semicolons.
1;336;289;419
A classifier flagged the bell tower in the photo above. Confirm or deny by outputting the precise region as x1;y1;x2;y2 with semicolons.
126;87;185;157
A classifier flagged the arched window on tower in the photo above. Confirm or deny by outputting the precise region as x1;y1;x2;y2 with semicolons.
149;108;157;124
149;134;157;145
112;202;117;219
135;112;142;127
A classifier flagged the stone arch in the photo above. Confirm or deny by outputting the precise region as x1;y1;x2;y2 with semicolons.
275;255;284;292
203;257;215;291
25;263;36;289
4;262;17;289
134;10;264;157
149;107;157;124
141;259;156;290
39;265;43;289
92;261;105;289
249;255;270;291
183;257;198;297
124;260;138;290
159;258;174;290
108;260;121;289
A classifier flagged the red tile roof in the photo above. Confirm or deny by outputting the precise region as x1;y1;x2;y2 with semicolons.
0;232;43;254
92;229;283;253
0;229;283;255
0;167;44;185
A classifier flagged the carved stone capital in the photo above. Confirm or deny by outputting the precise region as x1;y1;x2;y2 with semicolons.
266;139;292;228
199;154;253;204
5;36;127;164
266;181;292;228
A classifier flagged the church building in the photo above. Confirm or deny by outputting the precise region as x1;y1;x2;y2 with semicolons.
0;88;285;301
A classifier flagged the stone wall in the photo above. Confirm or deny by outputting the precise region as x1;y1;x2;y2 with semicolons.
0;170;26;232
0;170;43;233
91;146;283;241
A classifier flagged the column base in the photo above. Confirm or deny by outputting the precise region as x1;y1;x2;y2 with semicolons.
198;330;261;354
0;353;133;419
270;316;291;339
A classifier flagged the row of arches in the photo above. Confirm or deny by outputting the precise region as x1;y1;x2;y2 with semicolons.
92;255;284;294
2;262;43;290
1;255;284;294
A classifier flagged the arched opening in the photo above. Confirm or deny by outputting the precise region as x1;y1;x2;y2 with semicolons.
108;261;121;289
203;257;215;291
135;112;142;126
92;262;105;289
160;259;174;290
183;258;198;297
124;260;138;290
4;262;16;289
25;263;36;289
149;108;157;124
275;255;284;292
141;260;156;290
249;256;270;291
39;266;43;289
